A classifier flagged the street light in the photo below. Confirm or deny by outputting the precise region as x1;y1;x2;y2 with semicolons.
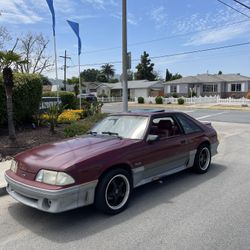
122;0;128;112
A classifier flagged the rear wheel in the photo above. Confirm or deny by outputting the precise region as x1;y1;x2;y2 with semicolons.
95;168;132;215
193;144;211;174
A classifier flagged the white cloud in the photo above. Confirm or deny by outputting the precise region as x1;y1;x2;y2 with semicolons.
175;2;250;46
112;12;138;26
186;22;250;46
150;6;167;30
0;0;42;24
81;0;116;9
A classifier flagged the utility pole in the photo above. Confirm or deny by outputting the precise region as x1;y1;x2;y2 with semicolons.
60;50;71;90
122;0;128;112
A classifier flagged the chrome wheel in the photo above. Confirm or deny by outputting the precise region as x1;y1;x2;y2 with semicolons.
199;147;210;171
105;174;130;210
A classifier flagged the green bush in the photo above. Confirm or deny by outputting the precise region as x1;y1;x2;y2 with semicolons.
171;92;178;98
188;91;196;98
43;91;77;109
178;98;185;105
60;92;76;109
138;96;144;104
155;96;163;104
64;113;107;137
0;73;42;125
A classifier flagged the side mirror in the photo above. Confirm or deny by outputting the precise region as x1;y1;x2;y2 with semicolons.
146;134;159;144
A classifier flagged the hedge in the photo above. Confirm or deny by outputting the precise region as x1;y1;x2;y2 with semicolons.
138;96;144;104
43;91;77;109
155;96;163;104
0;73;42;125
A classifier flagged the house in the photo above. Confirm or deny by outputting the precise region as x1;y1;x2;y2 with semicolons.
164;74;250;98
97;80;164;99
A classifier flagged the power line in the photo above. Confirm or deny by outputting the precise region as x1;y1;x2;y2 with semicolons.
150;41;250;59
67;41;250;68
81;18;250;55
233;0;250;10
216;0;250;18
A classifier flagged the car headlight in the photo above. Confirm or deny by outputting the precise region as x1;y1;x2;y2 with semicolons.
10;160;18;173
36;170;75;186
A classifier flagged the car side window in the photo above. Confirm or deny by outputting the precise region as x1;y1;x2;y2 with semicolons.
149;116;181;139
175;114;202;134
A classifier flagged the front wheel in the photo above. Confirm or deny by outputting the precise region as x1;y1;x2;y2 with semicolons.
193;144;211;174
95;168;132;215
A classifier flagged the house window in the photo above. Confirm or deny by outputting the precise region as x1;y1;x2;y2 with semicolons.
231;84;241;92
170;85;177;93
203;84;218;92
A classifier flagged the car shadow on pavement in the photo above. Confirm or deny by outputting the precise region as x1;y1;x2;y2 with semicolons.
8;163;226;243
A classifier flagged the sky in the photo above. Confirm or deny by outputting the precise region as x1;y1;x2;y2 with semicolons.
1;0;250;80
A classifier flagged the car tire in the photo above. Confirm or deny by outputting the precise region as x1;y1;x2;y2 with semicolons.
193;144;211;174
95;168;132;215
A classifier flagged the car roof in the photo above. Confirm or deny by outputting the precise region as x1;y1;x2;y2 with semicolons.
110;110;183;117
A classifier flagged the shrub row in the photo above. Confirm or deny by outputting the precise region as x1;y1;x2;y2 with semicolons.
137;96;185;105
0;73;42;125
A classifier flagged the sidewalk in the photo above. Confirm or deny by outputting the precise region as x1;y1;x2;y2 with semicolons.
129;102;250;111
0;160;11;196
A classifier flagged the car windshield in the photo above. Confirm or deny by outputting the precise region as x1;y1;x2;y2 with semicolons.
91;115;149;139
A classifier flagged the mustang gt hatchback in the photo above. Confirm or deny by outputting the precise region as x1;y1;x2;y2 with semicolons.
5;111;219;214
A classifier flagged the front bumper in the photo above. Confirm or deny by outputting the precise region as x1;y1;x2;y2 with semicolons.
5;173;98;213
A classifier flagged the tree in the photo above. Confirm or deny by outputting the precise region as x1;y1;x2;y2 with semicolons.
40;75;51;85
97;73;108;82
135;51;156;81
171;73;182;81
18;33;52;74
218;70;222;75
0;26;12;50
67;76;79;85
165;69;182;81
80;68;100;82
0;51;23;142
165;69;172;81
101;64;115;81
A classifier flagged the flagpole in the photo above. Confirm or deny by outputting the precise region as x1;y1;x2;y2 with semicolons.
53;35;59;103
78;54;81;109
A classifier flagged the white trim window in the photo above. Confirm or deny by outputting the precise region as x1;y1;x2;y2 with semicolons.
170;85;177;93
203;84;218;92
231;83;241;92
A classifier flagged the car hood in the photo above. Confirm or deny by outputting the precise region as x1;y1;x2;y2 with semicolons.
15;135;136;173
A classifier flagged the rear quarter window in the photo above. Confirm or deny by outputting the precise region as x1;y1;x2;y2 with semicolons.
175;114;203;134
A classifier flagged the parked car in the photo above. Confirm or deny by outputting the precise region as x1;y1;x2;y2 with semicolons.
5;111;218;214
77;93;97;102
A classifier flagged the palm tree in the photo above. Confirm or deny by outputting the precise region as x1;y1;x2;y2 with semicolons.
101;64;115;82
0;51;23;142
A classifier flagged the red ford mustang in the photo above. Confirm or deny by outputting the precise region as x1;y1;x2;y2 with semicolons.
5;111;218;214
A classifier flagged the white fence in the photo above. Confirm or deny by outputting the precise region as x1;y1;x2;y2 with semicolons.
135;96;250;105
97;97;123;103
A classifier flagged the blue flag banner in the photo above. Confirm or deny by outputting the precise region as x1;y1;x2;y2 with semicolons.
46;0;56;36
67;20;82;55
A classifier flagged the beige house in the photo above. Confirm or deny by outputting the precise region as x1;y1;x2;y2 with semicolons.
97;80;164;99
164;74;250;98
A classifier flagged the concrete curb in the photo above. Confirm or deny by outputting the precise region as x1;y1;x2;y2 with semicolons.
129;103;250;111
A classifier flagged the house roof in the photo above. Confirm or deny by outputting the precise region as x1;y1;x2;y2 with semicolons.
165;74;250;85
98;80;164;90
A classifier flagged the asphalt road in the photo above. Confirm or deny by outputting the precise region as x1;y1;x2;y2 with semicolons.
102;102;250;124
1;121;250;250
